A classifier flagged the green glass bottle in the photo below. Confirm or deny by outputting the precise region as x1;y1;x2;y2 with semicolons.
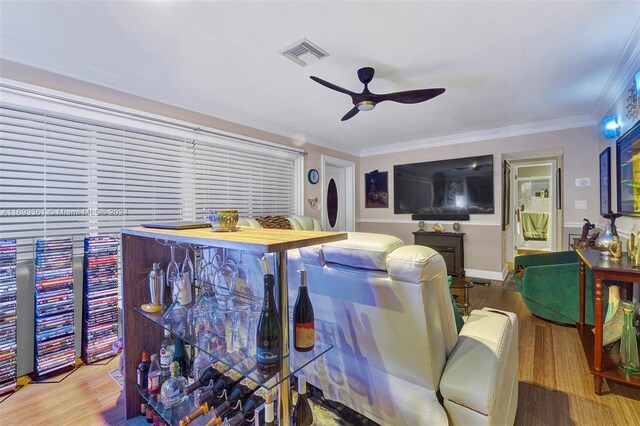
618;301;640;375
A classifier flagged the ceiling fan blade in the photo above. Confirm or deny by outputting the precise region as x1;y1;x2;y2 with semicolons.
341;106;360;121
377;88;446;104
310;76;357;97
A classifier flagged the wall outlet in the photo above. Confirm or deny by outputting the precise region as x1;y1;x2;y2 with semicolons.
575;200;587;210
575;178;591;187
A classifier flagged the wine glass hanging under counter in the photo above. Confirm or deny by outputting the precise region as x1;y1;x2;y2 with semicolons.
121;226;346;426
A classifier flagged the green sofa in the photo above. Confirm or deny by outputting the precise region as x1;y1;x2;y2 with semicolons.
514;250;607;325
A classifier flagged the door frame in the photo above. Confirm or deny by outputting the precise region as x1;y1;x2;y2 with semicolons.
321;155;355;231
510;159;558;258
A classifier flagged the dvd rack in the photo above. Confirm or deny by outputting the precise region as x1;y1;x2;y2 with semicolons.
0;240;17;395
82;236;119;363
34;237;76;377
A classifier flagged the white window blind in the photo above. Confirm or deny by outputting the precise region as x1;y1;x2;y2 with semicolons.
0;90;301;259
194;135;298;220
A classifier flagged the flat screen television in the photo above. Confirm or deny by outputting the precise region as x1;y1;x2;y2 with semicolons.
394;155;494;216
616;119;640;216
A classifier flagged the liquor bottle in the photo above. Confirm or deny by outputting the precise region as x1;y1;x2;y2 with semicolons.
145;404;153;423
160;329;175;383
293;270;315;352
174;337;188;375
256;274;281;375
152;410;160;426
292;375;313;426
137;351;150;389
161;361;189;409
148;353;162;395
265;391;275;426
140;402;147;417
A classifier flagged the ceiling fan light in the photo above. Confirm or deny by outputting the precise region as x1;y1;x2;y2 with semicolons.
357;101;375;111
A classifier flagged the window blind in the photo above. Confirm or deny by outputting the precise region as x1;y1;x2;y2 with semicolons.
194;135;298;220
0;98;301;259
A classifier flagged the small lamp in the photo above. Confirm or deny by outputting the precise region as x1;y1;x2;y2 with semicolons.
603;116;620;139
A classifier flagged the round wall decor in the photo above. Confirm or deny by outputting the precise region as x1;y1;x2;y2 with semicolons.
307;169;319;184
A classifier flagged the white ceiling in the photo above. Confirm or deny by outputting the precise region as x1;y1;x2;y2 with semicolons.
1;1;639;156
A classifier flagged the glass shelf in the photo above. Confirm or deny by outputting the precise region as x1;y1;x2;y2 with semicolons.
134;306;333;390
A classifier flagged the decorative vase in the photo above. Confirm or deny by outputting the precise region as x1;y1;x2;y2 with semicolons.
618;301;640;375
595;223;615;255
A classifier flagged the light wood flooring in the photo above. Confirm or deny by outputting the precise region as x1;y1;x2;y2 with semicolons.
2;280;640;425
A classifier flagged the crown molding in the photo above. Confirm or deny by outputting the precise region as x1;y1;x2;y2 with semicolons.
593;16;640;120
359;115;597;157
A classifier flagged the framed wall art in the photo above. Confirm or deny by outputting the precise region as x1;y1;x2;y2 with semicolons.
600;147;611;216
365;170;388;208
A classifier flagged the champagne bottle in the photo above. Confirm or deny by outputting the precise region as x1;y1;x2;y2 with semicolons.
264;391;274;426
173;337;188;375
137;351;150;389
292;376;313;426
256;274;281;375
293;270;315;352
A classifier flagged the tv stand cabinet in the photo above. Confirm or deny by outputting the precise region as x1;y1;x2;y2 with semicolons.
413;231;465;278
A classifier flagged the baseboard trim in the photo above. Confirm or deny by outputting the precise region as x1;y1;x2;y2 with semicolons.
465;268;504;281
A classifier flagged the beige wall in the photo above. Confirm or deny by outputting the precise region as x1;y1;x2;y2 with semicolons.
0;60;359;224
358;126;601;276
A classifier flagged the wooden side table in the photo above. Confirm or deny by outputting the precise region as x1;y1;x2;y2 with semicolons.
575;248;640;394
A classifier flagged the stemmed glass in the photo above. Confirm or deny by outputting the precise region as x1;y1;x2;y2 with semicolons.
213;248;237;309
166;243;180;297
162;271;189;336
181;246;195;286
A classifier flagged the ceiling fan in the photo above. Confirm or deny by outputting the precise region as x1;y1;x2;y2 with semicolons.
310;67;445;121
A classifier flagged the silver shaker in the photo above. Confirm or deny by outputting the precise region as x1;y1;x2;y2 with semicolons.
148;262;165;307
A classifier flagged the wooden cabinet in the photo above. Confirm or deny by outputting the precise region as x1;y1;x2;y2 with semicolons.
120;226;346;426
413;231;465;277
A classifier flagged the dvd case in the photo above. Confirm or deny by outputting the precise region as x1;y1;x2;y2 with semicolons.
81;236;119;364
0;240;17;395
34;237;75;377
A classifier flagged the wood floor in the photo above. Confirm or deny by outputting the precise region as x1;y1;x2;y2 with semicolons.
2;279;640;425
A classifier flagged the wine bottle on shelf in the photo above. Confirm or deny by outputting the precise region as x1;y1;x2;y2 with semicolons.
161;361;189;409
146;404;153;423
265;391;275;426
208;377;261;420
293;270;315;352
256;273;281;375
137;351;150;389
184;364;217;396
292;375;313;426
180;368;243;426
174;336;188;375
221;392;271;426
160;329;175;383
147;353;162;395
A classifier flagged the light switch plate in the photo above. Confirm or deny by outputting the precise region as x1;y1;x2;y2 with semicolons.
575;178;591;187
575;200;587;210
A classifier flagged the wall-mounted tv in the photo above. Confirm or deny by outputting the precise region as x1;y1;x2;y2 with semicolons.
394;155;494;216
616;119;640;216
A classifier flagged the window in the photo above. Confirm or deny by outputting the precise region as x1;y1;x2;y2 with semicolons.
0;85;302;259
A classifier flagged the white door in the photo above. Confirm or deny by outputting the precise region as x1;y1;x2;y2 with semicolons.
324;164;346;231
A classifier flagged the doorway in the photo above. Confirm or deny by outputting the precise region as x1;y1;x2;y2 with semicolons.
512;160;557;256
321;155;355;232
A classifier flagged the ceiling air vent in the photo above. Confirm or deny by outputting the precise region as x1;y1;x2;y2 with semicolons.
280;38;329;67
